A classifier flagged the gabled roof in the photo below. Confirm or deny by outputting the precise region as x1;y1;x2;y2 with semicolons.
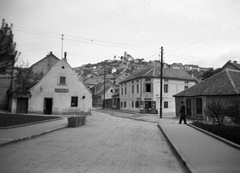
94;81;118;95
30;52;60;68
29;58;92;94
119;66;194;83
222;60;240;70
174;69;240;97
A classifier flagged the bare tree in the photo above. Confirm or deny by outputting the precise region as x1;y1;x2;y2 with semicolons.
204;100;226;126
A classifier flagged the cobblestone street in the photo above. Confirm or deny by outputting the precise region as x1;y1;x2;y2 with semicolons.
0;110;185;173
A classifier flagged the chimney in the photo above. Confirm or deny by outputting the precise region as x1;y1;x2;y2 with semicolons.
50;51;52;55
64;52;67;60
233;61;237;64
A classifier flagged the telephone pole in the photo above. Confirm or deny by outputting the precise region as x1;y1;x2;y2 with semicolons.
160;47;163;118
61;34;64;59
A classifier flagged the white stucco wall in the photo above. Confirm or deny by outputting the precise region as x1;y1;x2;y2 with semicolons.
120;77;195;114
28;59;92;114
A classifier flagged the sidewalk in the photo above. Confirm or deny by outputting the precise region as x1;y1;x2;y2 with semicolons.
0;117;68;146
158;118;240;173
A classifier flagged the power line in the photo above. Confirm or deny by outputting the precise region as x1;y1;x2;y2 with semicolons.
13;26;156;51
172;26;240;51
164;51;214;67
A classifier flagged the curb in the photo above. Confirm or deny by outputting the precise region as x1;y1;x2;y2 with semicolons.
0;117;63;129
187;123;240;150
0;125;67;147
157;124;196;173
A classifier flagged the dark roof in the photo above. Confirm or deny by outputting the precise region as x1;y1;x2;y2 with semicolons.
119;66;194;83
174;69;240;97
94;81;118;96
30;52;60;68
222;61;240;70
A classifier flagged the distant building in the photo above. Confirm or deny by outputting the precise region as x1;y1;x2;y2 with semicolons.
30;51;60;76
92;81;118;108
184;64;200;71
222;60;240;71
119;66;195;114
170;63;184;70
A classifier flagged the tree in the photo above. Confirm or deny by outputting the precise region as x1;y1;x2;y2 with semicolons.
0;19;20;74
201;68;221;80
204;100;226;126
12;59;43;95
225;102;240;124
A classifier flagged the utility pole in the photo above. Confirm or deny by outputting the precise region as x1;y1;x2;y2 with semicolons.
160;47;163;118
61;34;64;59
103;66;106;109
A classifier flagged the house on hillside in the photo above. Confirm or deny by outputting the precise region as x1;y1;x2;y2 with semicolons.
30;51;60;76
92;81;118;108
119;66;195;114
174;69;240;119
222;60;240;71
10;58;92;114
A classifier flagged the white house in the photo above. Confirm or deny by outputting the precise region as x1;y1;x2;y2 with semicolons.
26;58;92;115
119;66;195;114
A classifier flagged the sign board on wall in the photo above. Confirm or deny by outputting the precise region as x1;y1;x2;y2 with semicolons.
55;88;69;93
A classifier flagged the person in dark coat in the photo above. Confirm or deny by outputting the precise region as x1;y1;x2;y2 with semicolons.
179;101;186;124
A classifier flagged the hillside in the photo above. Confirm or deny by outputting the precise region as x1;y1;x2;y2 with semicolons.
73;52;212;85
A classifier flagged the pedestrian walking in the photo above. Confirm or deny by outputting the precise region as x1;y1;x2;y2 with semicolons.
179;101;186;124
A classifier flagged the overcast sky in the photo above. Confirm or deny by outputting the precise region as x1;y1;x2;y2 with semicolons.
1;0;240;68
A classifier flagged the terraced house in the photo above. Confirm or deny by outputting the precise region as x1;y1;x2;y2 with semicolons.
119;66;195;114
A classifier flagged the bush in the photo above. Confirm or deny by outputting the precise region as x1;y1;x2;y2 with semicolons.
192;122;240;145
204;100;226;126
225;103;240;124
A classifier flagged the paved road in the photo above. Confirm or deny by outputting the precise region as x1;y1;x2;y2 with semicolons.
0;111;185;173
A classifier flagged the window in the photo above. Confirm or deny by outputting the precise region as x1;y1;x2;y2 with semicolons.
164;78;168;82
145;78;151;81
137;84;139;93
124;102;126;108
196;98;202;114
164;84;168;93
145;83;152;92
71;97;78;107
185;86;188;90
132;101;134;108
59;76;66;84
185;81;189;84
125;87;127;95
121;88;123;95
135;101;139;108
121;102;123;108
132;85;134;94
164;101;168;108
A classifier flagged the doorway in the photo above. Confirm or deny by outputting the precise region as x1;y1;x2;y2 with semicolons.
186;98;191;117
17;98;28;113
44;98;53;114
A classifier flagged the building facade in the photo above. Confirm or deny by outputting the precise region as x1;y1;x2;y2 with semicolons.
174;69;240;120
16;58;93;114
119;66;195;114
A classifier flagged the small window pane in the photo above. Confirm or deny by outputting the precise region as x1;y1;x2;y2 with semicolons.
71;97;78;107
164;101;168;108
59;76;66;84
